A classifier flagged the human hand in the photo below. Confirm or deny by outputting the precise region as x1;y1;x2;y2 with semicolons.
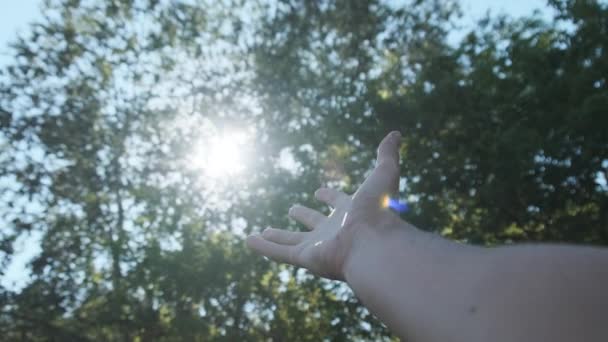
246;131;403;280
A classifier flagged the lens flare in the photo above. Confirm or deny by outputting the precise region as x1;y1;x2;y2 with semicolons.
381;195;409;213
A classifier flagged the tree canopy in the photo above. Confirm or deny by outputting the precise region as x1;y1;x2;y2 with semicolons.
0;0;606;340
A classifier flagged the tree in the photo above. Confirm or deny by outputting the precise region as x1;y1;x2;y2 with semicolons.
0;0;606;340
251;0;607;246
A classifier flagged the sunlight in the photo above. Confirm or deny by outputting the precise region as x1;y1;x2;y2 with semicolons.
190;130;250;179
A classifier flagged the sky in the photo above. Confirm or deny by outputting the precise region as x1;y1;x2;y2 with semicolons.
461;0;552;18
0;0;554;290
0;0;554;66
0;0;42;67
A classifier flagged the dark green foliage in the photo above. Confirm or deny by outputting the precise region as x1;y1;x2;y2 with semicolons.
0;0;606;340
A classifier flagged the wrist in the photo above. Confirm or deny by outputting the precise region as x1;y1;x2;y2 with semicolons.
342;214;423;285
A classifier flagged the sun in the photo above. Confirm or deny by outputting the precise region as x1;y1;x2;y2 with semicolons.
190;130;250;179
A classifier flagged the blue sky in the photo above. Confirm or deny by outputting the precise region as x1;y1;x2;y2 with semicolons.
0;0;554;290
461;0;552;18
0;0;41;67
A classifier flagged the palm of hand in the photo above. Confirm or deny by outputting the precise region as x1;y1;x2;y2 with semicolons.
246;131;402;280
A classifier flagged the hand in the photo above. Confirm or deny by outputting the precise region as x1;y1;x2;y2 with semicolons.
246;131;403;280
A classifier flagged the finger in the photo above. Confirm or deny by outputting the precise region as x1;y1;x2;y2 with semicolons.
358;131;402;198
314;187;350;208
262;228;305;245
288;205;325;230
377;131;401;167
246;234;298;265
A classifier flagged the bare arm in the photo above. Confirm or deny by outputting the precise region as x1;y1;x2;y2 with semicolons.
246;131;608;341
344;217;608;341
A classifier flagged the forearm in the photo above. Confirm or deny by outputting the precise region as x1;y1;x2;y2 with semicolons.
344;220;487;341
471;243;608;342
344;219;608;342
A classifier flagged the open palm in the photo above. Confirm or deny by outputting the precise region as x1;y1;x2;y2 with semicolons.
246;131;403;280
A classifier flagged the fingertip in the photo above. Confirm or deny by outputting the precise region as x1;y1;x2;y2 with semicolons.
386;131;402;146
314;187;327;199
288;205;299;217
246;234;266;257
245;234;255;249
377;132;401;163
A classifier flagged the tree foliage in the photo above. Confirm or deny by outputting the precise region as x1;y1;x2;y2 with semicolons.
0;0;606;340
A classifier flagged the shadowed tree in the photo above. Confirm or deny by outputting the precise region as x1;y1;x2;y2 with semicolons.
0;0;606;340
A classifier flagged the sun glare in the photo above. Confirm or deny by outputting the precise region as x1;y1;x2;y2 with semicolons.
190;130;250;180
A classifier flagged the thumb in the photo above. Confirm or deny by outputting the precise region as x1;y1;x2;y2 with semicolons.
357;131;402;200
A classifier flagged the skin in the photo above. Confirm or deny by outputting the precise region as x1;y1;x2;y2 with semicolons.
246;131;608;341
